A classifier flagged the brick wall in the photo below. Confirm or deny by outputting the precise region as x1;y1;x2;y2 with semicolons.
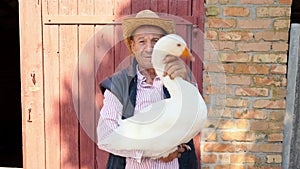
202;0;292;168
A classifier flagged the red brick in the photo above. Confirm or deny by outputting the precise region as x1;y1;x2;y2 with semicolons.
219;31;253;41
208;107;232;118
206;18;236;28
248;165;282;169
250;121;269;131
204;119;216;128
202;131;218;141
205;63;234;73
272;42;289;51
268;121;284;131
274;19;290;30
205;30;218;40
225;98;250;108
219;0;237;4
235;87;269;96
219;154;230;163
204;51;219;61
236;143;248;152
205;85;232;95
249;143;282;152
236;119;249;129
217;120;235;129
203;72;217;84
279;0;292;4
254;31;289;41
206;6;220;16
237;19;272;29
206;41;235;51
219;52;251;62
222;131;255;141
203;143;235;152
253;99;286;109
202;154;217;163
256;7;291;17
215;164;246;169
272;88;286;98
234;109;267;119
271;65;286;74
253;76;284;87
221;75;251;85
266;154;282;163
230;154;260;163
237;42;271;52
253;53;287;63
240;0;274;4
235;64;269;75
223;7;250;17
268;133;283;142
269;111;285;121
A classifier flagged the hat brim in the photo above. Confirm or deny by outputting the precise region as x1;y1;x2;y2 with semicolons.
122;17;176;54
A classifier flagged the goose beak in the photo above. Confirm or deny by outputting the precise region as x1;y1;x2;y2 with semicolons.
181;47;195;62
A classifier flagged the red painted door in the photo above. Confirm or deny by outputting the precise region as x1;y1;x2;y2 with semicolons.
20;0;204;169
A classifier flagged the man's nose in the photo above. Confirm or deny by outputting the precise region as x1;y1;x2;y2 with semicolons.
145;41;154;52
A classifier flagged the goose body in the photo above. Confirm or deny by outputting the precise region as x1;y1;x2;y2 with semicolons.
98;34;207;159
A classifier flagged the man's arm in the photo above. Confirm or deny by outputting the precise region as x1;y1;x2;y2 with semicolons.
97;90;143;160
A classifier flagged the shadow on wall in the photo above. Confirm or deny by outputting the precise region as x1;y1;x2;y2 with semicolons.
291;0;300;23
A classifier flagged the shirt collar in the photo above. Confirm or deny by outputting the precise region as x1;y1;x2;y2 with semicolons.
136;65;161;86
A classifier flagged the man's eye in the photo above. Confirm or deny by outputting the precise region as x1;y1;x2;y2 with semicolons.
138;40;145;44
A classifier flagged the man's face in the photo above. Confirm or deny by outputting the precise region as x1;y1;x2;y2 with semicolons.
130;25;165;71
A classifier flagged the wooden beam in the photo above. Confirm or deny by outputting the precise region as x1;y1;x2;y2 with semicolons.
44;15;120;25
44;15;196;25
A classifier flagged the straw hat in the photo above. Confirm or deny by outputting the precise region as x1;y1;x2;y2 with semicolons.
122;10;176;54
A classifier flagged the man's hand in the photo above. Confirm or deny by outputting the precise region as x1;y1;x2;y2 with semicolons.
158;144;186;163
163;55;193;81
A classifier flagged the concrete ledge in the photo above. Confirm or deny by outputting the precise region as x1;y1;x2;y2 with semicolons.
283;23;300;169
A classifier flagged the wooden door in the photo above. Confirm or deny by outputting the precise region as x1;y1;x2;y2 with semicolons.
19;0;204;169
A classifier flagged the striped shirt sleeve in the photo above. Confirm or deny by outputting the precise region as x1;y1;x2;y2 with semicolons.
97;90;143;161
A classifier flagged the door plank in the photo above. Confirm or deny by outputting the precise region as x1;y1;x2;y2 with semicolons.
78;25;96;169
131;0;151;12
156;0;168;13
60;25;80;169
94;1;115;168
95;0;114;16
44;25;61;169
94;25;115;169
78;1;96;168
59;0;80;168
43;0;61;168
19;0;45;168
114;0;132;18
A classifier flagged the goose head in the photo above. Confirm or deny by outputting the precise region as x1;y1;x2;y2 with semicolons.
151;34;192;77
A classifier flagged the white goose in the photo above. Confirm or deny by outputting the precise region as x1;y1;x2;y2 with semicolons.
98;34;207;159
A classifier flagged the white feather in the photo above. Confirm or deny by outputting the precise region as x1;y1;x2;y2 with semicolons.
98;34;207;159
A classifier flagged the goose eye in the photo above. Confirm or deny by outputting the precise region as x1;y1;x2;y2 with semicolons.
177;44;181;47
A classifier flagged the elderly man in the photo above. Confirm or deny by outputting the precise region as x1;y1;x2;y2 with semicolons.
97;9;198;169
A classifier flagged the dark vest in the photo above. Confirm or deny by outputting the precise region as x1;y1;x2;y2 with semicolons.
99;59;198;169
